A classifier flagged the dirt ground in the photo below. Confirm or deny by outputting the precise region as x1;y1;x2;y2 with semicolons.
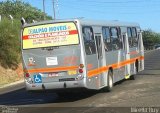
0;64;23;87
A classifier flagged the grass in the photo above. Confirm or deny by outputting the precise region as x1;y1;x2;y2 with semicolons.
0;19;23;86
0;64;23;87
0;19;21;69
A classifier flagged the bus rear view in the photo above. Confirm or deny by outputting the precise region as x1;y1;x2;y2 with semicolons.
21;19;144;93
21;20;85;91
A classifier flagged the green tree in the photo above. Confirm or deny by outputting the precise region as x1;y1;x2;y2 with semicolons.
0;0;52;22
143;29;160;49
0;0;52;69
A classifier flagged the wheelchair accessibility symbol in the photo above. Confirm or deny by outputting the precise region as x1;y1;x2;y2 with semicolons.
34;74;42;83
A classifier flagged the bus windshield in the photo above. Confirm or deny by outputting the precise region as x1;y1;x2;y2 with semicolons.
22;22;79;49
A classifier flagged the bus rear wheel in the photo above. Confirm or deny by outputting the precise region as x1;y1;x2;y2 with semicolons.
103;70;113;92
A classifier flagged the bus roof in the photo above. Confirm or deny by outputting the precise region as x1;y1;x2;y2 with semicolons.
79;19;140;27
23;18;140;28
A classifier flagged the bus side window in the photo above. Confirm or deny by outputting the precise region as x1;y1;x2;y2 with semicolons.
110;27;121;50
118;27;123;49
127;27;133;47
102;27;112;51
132;27;138;47
82;27;96;55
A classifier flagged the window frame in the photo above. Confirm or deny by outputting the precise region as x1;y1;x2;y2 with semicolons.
82;26;96;55
132;27;138;47
110;27;122;50
127;27;133;47
102;27;112;51
132;27;137;38
110;27;119;39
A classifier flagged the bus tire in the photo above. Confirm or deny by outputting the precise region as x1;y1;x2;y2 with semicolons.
130;73;135;80
103;70;113;92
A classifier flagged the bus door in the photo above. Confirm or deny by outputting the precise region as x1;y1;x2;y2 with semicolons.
138;31;144;71
122;32;131;79
95;33;105;86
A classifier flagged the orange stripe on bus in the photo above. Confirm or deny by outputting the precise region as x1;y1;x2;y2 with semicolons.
88;66;109;77
88;56;144;77
25;66;79;73
25;56;144;76
139;56;144;60
128;51;138;55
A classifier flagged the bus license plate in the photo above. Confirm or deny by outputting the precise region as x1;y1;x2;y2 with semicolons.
68;70;77;75
48;73;58;77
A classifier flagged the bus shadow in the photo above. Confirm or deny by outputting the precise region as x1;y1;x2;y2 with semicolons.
0;77;134;105
55;90;99;103
55;78;129;103
0;88;99;105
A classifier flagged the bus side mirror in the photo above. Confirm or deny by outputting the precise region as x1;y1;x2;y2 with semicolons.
21;17;26;26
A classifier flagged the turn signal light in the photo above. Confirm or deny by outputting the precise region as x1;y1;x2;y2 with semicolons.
79;64;84;68
25;73;30;78
79;69;83;73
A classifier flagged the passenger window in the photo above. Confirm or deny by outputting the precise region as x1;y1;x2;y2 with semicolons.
127;27;133;47
132;27;138;47
110;27;121;50
82;27;96;55
102;27;112;51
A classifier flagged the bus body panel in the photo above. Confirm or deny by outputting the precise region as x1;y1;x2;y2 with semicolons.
22;21;87;90
21;19;144;91
23;46;81;82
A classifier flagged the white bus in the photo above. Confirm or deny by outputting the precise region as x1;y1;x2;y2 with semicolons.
21;19;144;92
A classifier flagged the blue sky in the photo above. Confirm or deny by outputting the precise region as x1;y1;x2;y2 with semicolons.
2;0;160;32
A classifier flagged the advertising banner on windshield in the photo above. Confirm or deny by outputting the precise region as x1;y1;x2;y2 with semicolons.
23;22;79;49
